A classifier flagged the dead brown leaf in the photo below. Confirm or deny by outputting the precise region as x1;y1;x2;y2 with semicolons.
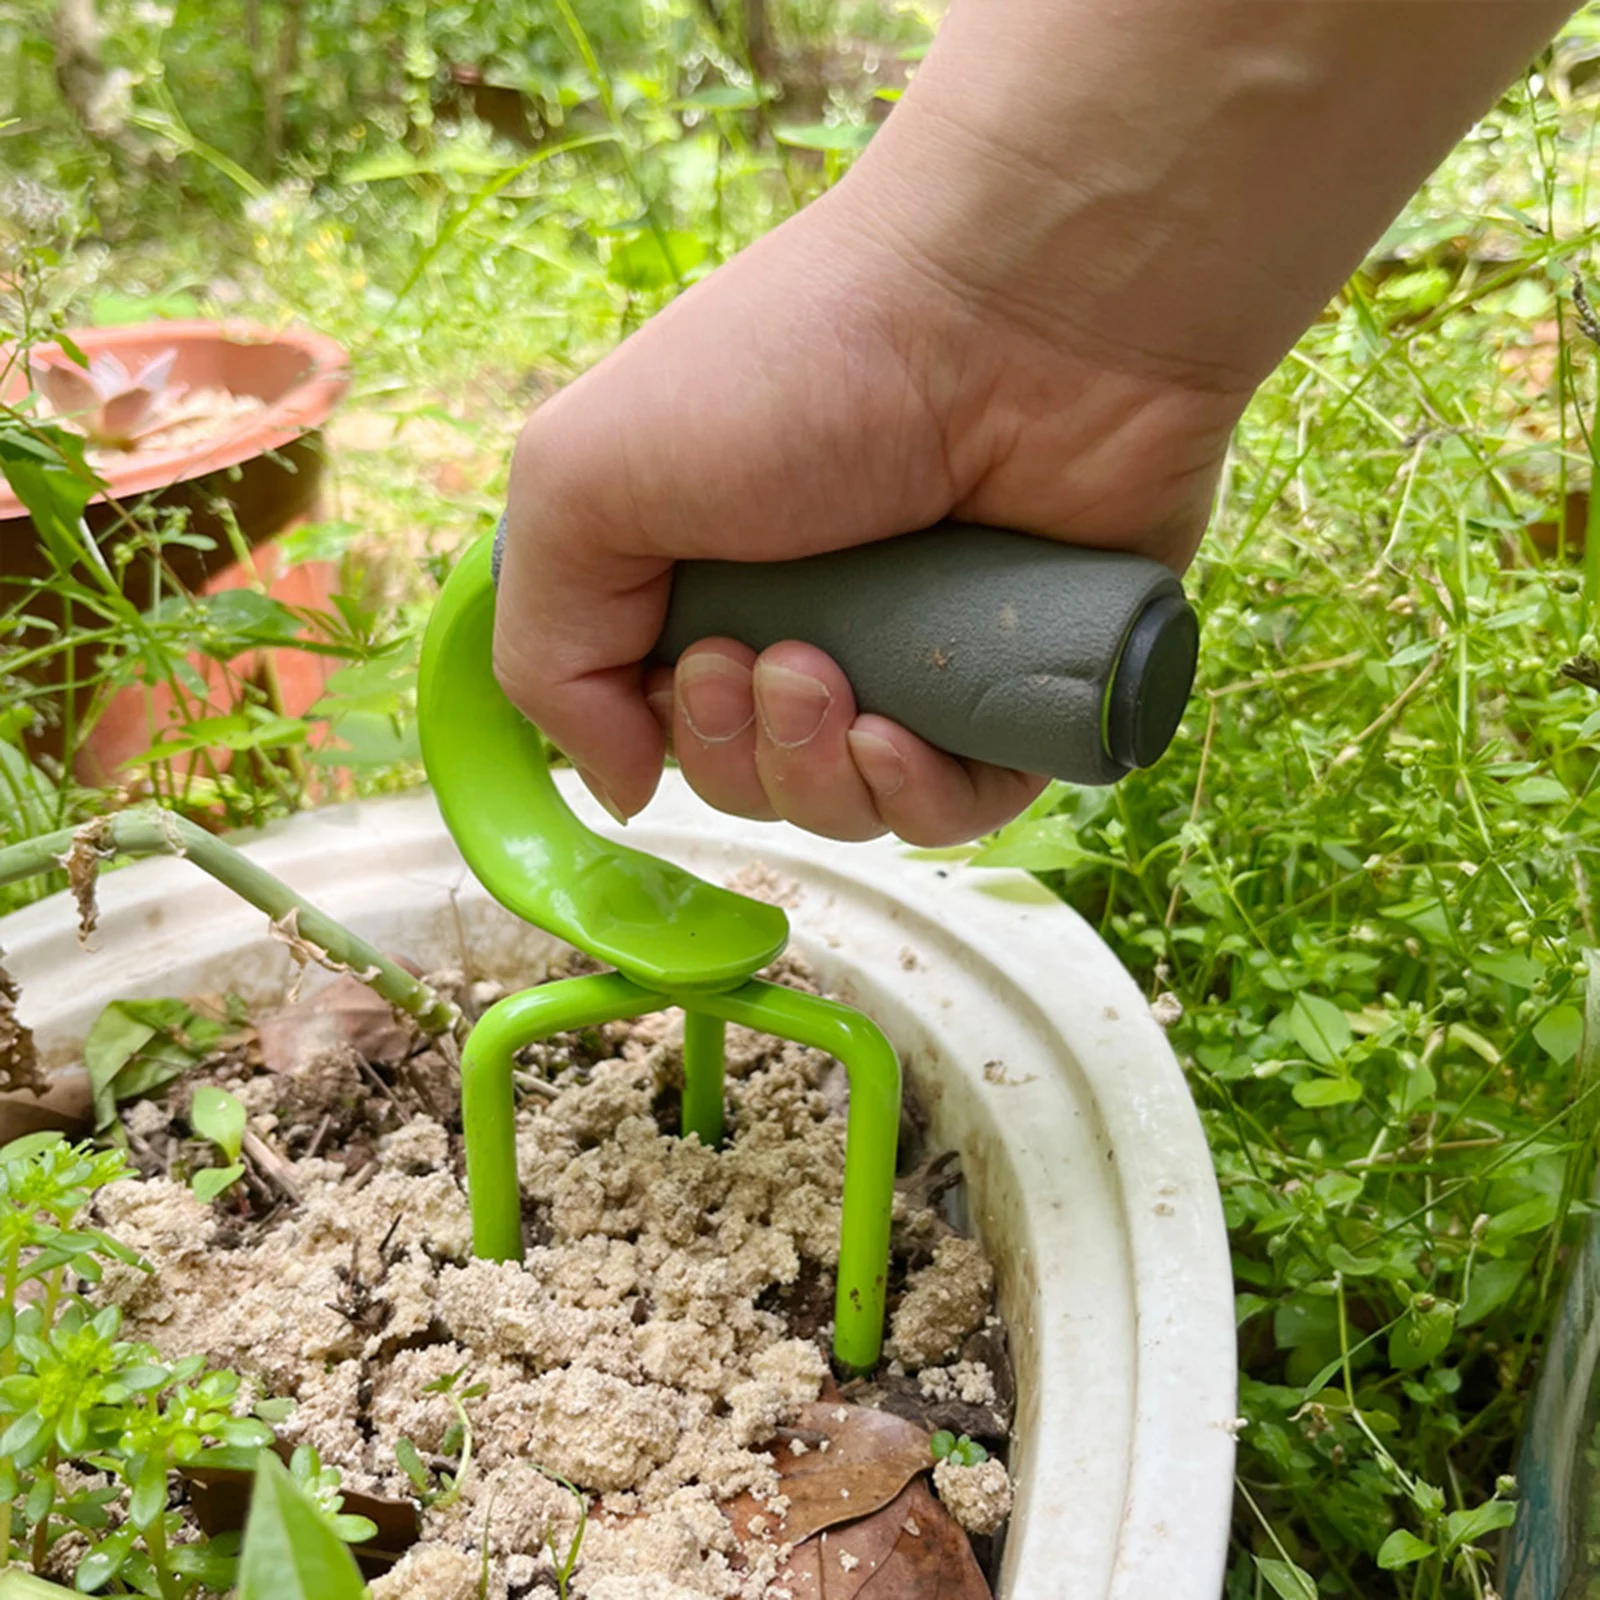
727;1400;932;1547
0;1068;93;1145
0;958;41;1094
184;1445;418;1574
57;816;112;945
256;971;418;1075
761;1479;991;1599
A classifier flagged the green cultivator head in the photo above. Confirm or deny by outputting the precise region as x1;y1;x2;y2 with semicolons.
418;532;903;1373
419;519;1197;1373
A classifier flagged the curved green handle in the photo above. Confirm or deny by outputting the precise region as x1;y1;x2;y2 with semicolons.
419;533;788;991
655;523;1197;784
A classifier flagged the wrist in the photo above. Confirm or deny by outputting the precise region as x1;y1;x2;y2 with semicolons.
840;0;1570;394
802;178;1244;570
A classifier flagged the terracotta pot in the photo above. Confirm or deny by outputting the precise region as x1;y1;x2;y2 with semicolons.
0;320;349;776
73;548;342;788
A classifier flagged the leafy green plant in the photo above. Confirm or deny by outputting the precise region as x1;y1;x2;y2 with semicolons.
84;1000;230;1132
0;1132;378;1596
187;1084;248;1203
236;1450;365;1600
0;1133;272;1594
929;1430;988;1468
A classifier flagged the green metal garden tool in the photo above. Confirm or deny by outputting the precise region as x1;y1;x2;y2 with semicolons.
418;520;1197;1373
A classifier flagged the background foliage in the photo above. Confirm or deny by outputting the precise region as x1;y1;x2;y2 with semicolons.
10;2;1600;1596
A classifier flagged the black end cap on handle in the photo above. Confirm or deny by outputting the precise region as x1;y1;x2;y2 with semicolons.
1105;591;1199;771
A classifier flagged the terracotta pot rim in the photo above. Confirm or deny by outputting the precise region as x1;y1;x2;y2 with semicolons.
0;319;349;519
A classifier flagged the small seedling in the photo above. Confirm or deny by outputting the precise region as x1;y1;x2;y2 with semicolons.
531;1466;588;1600
393;1435;439;1505
188;1085;248;1203
476;1480;499;1600
409;1365;488;1512
930;1430;989;1468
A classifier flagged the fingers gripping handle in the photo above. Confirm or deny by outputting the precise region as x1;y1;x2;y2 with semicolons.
493;519;1198;785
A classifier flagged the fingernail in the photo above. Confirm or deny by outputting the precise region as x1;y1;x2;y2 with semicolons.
754;662;832;749
847;730;906;798
576;766;630;827
678;654;755;744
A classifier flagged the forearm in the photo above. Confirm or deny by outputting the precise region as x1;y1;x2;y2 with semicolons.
848;0;1574;391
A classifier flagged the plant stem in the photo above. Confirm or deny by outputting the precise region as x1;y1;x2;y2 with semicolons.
28;1451;54;1572
37;1268;62;1335
0;807;457;1036
141;1504;183;1600
431;1391;474;1511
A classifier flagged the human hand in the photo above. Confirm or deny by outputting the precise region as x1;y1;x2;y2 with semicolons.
494;183;1242;846
494;0;1569;847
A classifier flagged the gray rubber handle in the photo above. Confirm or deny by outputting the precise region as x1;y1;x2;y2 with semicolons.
494;519;1197;785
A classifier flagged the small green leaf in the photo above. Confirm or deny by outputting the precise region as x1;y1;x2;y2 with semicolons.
1388;1298;1457;1372
970;815;1092;873
190;1085;247;1163
1254;1555;1318;1599
1461;1257;1532;1326
120;1364;171;1394
1486;1195;1559;1248
1376;1528;1436;1569
774;120;874;152
216;1419;276;1449
191;1165;245;1204
1443;1498;1516;1553
1;1407;48;1456
605;230;709;292
1292;1076;1364;1108
1534;1005;1584;1064
0;1132;67;1163
1511;776;1568;805
129;1454;168;1531
74;1525;139;1591
327;1513;378;1543
1471;951;1543;989
83;1005;159;1128
0;427;102;567
238;1451;366;1600
171;1534;242;1585
929;1430;956;1460
1288;994;1354;1066
394;1437;430;1493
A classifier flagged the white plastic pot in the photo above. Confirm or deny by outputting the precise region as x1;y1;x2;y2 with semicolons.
1;775;1236;1598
